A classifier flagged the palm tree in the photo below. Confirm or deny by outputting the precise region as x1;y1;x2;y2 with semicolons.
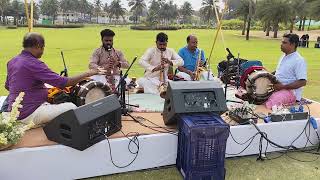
200;0;216;26
234;0;250;35
146;0;160;26
109;0;126;24
180;1;194;24
257;0;294;38
128;0;146;25
94;0;102;23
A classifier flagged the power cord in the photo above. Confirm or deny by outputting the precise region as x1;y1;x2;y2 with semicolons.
102;123;140;168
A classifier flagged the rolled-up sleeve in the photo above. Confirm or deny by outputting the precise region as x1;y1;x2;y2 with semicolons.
89;49;100;69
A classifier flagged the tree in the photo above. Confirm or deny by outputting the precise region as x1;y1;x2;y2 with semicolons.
146;0;160;26
60;0;74;23
40;0;59;24
8;0;24;25
94;0;102;23
234;0;250;35
78;0;89;19
257;0;294;38
310;0;320;19
200;0;216;25
128;0;146;25
0;0;10;25
179;1;194;24
109;0;126;24
103;2;108;12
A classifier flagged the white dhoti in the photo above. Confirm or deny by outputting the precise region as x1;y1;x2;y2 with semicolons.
20;102;77;128
176;71;215;81
90;75;131;88
137;77;162;95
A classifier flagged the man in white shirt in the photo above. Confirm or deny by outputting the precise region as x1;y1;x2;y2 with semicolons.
274;33;307;101
137;32;183;94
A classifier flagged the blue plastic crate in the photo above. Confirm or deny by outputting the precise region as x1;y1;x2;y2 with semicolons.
176;113;229;180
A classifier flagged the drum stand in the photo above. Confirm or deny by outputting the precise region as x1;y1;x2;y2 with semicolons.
116;56;139;115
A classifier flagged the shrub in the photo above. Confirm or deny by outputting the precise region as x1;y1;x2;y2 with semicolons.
130;26;180;30
17;24;84;28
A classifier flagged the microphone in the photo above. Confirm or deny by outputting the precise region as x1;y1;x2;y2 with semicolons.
226;48;234;58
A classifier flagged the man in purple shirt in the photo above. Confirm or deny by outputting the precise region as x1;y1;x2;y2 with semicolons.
5;32;103;126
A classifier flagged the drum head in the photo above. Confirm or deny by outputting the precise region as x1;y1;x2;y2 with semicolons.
85;87;106;104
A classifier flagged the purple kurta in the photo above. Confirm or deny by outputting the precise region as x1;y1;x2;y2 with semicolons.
5;50;68;120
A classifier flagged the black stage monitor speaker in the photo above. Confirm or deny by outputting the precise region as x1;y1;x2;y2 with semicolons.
44;94;121;151
163;81;227;125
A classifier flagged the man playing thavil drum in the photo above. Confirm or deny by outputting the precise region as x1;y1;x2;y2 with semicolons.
273;33;307;101
4;32;104;127
176;35;214;81
136;32;183;95
89;29;130;91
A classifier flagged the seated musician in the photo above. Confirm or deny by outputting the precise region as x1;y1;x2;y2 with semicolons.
176;35;214;81
273;33;307;102
4;32;104;127
137;32;183;94
89;29;130;90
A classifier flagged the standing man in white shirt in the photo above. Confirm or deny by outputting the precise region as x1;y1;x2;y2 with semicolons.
137;32;184;94
274;33;307;101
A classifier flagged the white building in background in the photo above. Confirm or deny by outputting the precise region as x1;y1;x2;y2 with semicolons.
39;11;132;24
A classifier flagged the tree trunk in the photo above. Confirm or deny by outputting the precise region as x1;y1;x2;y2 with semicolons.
246;0;253;40
298;19;302;31
307;17;311;31
1;11;4;25
242;16;247;35
273;23;279;38
266;21;270;36
135;15;138;26
302;16;306;31
290;18;294;33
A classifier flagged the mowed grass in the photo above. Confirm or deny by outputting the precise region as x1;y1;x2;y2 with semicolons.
1;27;320;180
1;26;320;101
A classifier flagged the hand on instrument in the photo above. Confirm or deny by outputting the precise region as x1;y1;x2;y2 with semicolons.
97;67;107;75
273;83;285;91
87;67;107;76
187;70;195;80
161;57;173;66
152;64;165;73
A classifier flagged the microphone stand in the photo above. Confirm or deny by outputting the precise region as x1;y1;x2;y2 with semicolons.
116;56;139;115
60;51;68;77
225;48;242;104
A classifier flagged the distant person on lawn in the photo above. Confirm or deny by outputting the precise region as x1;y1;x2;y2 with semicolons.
4;32;104;127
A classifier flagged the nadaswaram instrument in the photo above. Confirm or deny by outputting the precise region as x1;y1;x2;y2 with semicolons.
194;48;206;81
159;50;168;98
106;48;120;92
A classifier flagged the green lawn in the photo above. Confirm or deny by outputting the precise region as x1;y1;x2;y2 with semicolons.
1;26;320;180
1;26;319;101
